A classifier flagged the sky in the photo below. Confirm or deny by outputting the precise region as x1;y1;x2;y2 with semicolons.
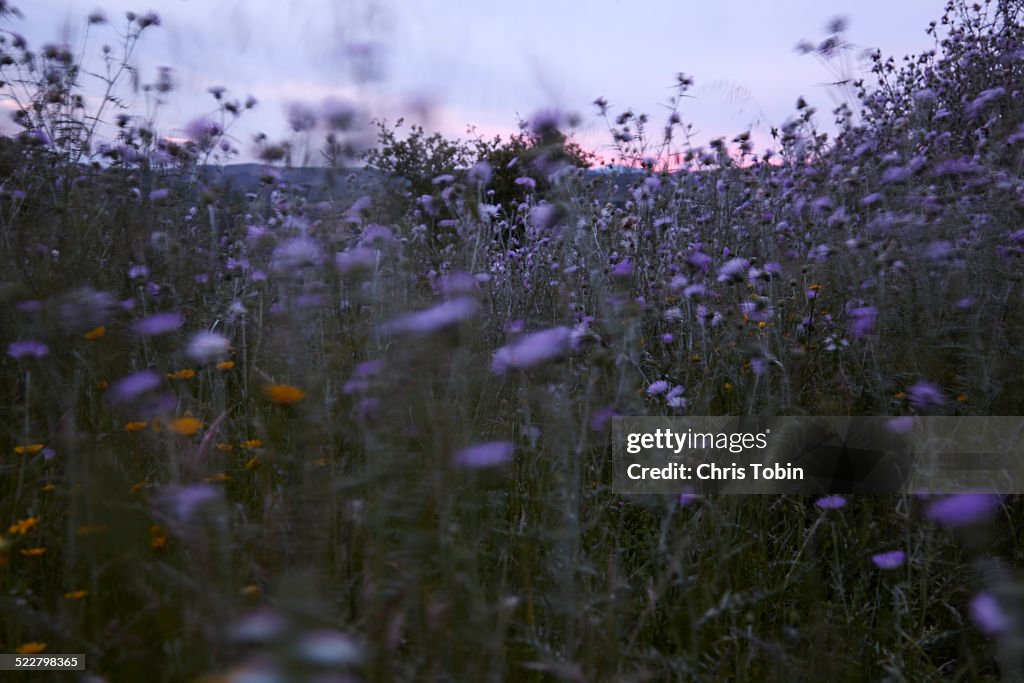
6;0;943;165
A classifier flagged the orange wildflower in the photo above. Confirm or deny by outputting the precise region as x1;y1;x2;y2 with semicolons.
263;384;306;405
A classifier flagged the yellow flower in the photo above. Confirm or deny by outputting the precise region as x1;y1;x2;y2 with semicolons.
13;443;44;455
758;321;767;329
204;472;230;482
166;368;196;380
244;456;260;470
263;384;306;405
129;480;148;494
808;283;821;291
241;439;263;449
64;590;88;600
20;547;46;557
894;391;906;400
215;443;235;452
216;360;235;371
41;483;56;492
724;382;733;393
169;416;202;436
240;584;262;602
8;516;39;536
84;326;106;340
16;642;46;655
124;421;148;432
151;418;164;432
150;525;167;549
957;393;970;403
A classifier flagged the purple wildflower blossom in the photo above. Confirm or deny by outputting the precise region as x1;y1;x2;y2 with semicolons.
871;550;906;570
647;380;670;396
815;495;847;509
886;416;915;435
611;260;633;278
107;370;162;404
491;326;572;374
135;312;184;336
849;306;878;338
591;405;618;432
382;297;478;336
717;258;749;283
926;493;1000;527
453;441;514;468
970;593;1011;636
186;331;230;363
7;340;49;359
907;380;945;410
160;483;221;524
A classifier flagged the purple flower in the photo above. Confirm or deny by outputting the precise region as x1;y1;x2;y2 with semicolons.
272;237;322;273
135;312;184;336
687;251;712;272
382;297;478;336
849;306;878;338
7;340;49;360
647;380;670;396
514;177;536;190
353;360;384;378
611;260;633;278
926;494;1000;527
108;370;162;404
186;331;230;363
815;495;847;509
160;483;221;524
907;380;945;411
335;247;378;274
683;284;705;299
491;326;572;374
717;258;749;284
871;550;906;570
886;416;915;435
454;441;514;468
286;102;317;132
591;405;618;432
970;593;1011;636
360;224;396;246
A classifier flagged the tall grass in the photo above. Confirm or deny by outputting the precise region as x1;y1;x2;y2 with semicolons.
1;1;1023;680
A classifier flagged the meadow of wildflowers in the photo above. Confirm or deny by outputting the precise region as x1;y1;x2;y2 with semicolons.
1;0;1024;680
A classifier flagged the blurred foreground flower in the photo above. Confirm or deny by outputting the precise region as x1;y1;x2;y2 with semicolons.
134;312;184;336
8;517;39;535
15;642;46;655
263;384;306;405
169;416;202;436
187;331;230;363
13;443;44;455
491;326;572;374
871;550;906;570
382;298;478;336
970;593;1011;636
454;441;514;468
108;370;162;404
926;493;1000;527
7;340;49;359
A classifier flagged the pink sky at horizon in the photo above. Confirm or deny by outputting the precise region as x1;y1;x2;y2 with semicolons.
4;0;943;165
